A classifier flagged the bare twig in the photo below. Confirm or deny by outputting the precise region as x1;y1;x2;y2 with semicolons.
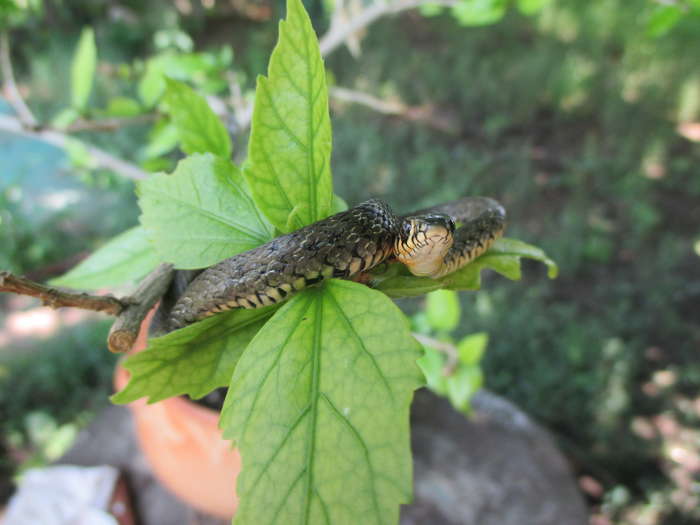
107;263;174;353
319;0;459;56
0;114;148;180
0;264;175;354
330;86;460;134
63;113;159;133
412;332;460;375
0;31;38;128
330;85;406;114
0;271;126;315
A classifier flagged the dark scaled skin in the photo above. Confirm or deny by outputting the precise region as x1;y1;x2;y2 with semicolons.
167;197;506;330
168;199;399;329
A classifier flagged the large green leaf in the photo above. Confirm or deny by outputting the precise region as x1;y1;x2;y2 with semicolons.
374;237;558;298
50;226;160;290
71;27;97;111
163;78;232;158
138;153;274;269
244;0;333;232
112;306;277;404
221;280;422;525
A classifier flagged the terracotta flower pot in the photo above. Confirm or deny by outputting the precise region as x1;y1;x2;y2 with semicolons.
113;310;240;519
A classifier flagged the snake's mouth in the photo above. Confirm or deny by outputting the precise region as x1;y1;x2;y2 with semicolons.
395;214;455;277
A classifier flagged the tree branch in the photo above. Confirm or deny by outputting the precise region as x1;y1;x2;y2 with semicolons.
63;113;158;133
107;263;174;354
0;31;38;128
0;263;175;354
330;86;460;134
0;271;126;315
319;0;459;56
0;114;148;180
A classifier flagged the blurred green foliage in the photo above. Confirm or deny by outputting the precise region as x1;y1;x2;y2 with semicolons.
0;319;116;496
1;0;700;522
415;289;488;414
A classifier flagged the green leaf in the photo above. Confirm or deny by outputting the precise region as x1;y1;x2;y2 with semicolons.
647;5;683;38
104;96;142;117
50;226;160;290
419;3;445;17
425;289;460;332
70;27;97;111
112;306;277;404
51;108;80;129
244;0;333;232
138;153;274;269
457;332;488;366
417;346;447;394
516;0;550;16
374;237;558;298
451;0;506;27
163;78;232;158
141;121;179;160
138;57;167;107
221;280;422;525
369;263;443;298
445;366;482;412
330;193;348;214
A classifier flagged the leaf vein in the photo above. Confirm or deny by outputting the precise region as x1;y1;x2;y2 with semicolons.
325;291;395;402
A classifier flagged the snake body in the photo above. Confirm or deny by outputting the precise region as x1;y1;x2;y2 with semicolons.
168;197;506;330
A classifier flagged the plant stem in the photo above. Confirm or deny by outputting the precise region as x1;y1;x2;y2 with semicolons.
107;263;174;353
0;271;126;315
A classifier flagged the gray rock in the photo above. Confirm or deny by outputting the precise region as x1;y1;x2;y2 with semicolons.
402;389;588;525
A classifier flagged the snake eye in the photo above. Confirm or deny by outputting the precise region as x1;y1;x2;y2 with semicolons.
401;222;412;237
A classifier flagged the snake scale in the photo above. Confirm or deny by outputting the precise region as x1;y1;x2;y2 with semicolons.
167;197;506;330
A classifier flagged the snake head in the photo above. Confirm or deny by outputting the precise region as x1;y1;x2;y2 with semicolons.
395;213;455;277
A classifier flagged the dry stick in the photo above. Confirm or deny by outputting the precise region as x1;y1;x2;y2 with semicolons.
0;271;126;315
0;32;38;128
63;113;158;133
107;263;174;354
319;0;459;56
0;264;174;354
0;115;148;181
412;332;459;376
330;86;406;115
329;86;460;135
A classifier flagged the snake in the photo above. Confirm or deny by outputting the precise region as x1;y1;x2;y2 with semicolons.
167;197;506;330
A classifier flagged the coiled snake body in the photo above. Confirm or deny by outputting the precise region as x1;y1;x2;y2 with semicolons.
168;197;506;330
